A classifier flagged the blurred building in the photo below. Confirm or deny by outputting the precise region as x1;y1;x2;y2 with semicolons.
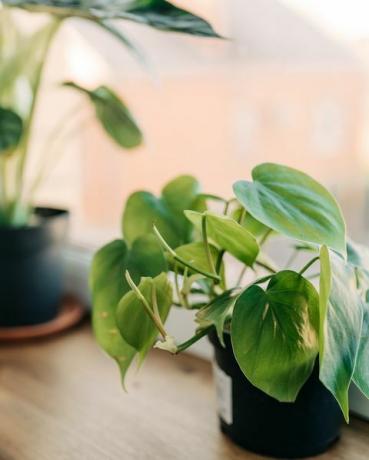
30;0;368;241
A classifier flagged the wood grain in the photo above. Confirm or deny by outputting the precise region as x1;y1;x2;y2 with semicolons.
0;321;368;460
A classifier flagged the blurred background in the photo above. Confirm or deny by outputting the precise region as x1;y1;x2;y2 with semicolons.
22;0;369;248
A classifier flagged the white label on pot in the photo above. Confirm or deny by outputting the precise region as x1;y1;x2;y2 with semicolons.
213;362;233;425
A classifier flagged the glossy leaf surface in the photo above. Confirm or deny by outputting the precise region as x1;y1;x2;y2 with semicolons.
231;270;319;402
233;163;346;256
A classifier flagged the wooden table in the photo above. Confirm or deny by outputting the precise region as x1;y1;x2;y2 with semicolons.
0;322;369;460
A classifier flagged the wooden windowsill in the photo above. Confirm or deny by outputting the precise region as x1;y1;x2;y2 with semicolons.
0;322;368;459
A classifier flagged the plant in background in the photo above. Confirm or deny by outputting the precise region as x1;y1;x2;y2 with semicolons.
91;163;369;424
0;0;219;226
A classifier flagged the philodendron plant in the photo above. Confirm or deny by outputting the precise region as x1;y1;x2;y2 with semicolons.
0;1;218;226
91;163;369;422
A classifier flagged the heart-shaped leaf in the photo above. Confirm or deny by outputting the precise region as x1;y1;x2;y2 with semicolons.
0;106;23;154
184;211;259;266
233;163;346;256
90;235;167;384
231;270;319;402
319;251;364;421
116;273;172;358
90;240;136;386
162;175;204;242
64;82;142;149
123;175;202;247
196;290;237;346
353;302;369;399
5;1;220;38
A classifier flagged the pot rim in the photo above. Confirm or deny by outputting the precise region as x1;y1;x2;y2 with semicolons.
0;206;69;234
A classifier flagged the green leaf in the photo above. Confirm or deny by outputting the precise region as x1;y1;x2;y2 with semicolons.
64;82;142;149
196;290;236;346
4;1;220;37
231;271;319;402
0;106;23;154
90;240;136;386
126;234;168;279
175;241;223;277
123;191;179;247
162;175;202;242
233;163;346;256
90;235;167;384
353;302;369;399
347;239;369;270
319;251;364;421
116;273;172;357
232;207;271;239
122;175;202;247
185;210;259;266
205;212;259;266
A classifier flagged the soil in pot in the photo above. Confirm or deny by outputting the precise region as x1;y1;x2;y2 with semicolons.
0;207;69;327
209;330;343;458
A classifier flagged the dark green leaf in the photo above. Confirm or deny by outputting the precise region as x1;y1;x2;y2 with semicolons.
231;271;319;402
4;1;220;37
319;251;364;421
116;273;172;357
64;82;143;149
0;106;23;154
233;163;346;256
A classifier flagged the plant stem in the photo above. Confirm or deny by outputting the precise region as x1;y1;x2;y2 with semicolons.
214;199;234;278
153;226;221;282
259;228;272;246
255;260;277;273
237;207;246;225
14;18;61;209
285;248;298;268
236;265;248;287
299;256;320;275
125;271;167;339
176;326;213;353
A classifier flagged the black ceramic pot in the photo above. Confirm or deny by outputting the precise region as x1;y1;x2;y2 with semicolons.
209;330;343;458
0;207;69;327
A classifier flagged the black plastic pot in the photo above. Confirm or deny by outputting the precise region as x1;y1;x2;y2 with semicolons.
209;330;343;458
0;207;69;327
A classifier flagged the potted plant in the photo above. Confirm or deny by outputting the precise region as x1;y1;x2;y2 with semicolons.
91;163;369;458
0;1;218;327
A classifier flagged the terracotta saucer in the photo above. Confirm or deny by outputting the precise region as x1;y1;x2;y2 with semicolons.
0;296;86;342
